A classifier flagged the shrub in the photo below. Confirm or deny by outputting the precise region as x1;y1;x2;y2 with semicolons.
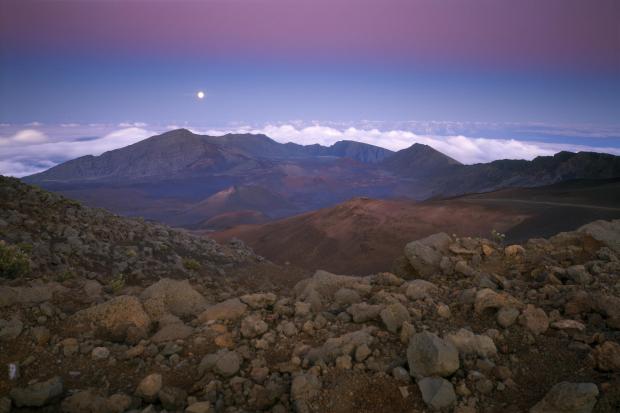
109;274;126;293
0;240;30;279
183;258;201;272
491;229;506;246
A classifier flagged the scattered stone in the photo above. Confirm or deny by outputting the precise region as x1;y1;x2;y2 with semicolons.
291;373;321;412
240;292;277;309
504;245;525;257
418;377;456;410
407;331;459;378
91;346;110;360
10;376;63;407
475;288;522;315
593;341;620;372
151;322;193;343
61;390;108;413
240;314;268;338
347;302;382;323
159;386;188;411
519;304;549;335
135;373;162;403
530;382;598;413
405;279;439;300
185;401;213;413
446;328;497;358
404;233;452;277
380;302;411;333
198;298;247;323
496;307;520;328
0;318;23;341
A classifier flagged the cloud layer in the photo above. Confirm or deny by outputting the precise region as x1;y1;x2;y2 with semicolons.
1;123;619;177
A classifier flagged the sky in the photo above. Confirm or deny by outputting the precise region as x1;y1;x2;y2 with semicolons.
1;0;619;176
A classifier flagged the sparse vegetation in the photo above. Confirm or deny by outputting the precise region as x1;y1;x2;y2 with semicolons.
491;229;506;245
109;274;126;293
0;240;31;279
183;257;201;272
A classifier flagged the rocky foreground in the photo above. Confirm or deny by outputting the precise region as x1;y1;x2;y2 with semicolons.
1;177;620;412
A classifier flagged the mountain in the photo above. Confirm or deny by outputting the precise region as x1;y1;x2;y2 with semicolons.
381;143;461;177
211;178;620;275
23;129;620;229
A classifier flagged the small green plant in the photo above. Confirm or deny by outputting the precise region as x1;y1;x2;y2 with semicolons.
109;274;126;293
183;258;201;272
0;240;30;279
491;229;506;246
56;271;75;282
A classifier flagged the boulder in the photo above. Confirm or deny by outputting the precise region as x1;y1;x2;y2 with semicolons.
10;376;63;407
306;327;374;364
347;303;383;323
141;278;207;318
135;373;162;403
0;282;68;308
418;377;456;410
474;288;522;315
240;292;277;309
380;302;411;333
404;233;452;277
518;305;549;335
593;341;620;372
496;307;520;328
530;382;598;413
294;270;370;311
407;331;459;378
579;219;620;254
405;279;439;300
198;298;247;323
445;329;497;359
72;295;151;340
240;314;269;338
151;322;193;343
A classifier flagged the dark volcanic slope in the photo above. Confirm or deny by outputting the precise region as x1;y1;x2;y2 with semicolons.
211;179;620;275
381;143;461;177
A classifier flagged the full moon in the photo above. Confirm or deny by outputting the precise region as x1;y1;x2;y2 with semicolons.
197;91;205;99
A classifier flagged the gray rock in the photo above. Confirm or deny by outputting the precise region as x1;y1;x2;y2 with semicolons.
497;307;520;328
445;328;497;359
530;382;598;413
240;314;269;338
418;377;456;410
240;292;277;309
404;233;452;277
10;376;63;407
0;317;23;341
347;302;383;323
407;331;459;378
404;279;439;300
185;401;213;413
198;298;247;323
141;278;207;319
380;302;411;333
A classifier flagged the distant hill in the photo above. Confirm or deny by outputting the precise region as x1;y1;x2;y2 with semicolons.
23;129;620;229
211;178;620;275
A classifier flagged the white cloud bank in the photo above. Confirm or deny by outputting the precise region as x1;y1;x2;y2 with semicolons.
1;123;619;177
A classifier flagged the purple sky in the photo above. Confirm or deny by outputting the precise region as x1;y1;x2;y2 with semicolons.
2;0;619;71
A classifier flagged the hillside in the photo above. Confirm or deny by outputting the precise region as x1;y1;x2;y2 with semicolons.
211;179;620;275
1;177;620;411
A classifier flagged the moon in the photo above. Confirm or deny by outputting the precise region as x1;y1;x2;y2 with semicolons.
196;91;205;99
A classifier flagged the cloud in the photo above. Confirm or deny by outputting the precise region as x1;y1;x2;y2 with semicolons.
0;129;49;146
0;127;154;177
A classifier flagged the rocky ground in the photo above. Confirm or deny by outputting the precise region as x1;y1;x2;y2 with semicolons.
1;177;620;412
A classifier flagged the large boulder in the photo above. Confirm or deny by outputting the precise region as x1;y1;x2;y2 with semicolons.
0;282;68;307
10;376;64;407
407;331;459;378
294;270;371;311
404;233;452;277
579;219;620;253
198;298;247;323
72;295;151;340
140;278;207;319
530;382;598;413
